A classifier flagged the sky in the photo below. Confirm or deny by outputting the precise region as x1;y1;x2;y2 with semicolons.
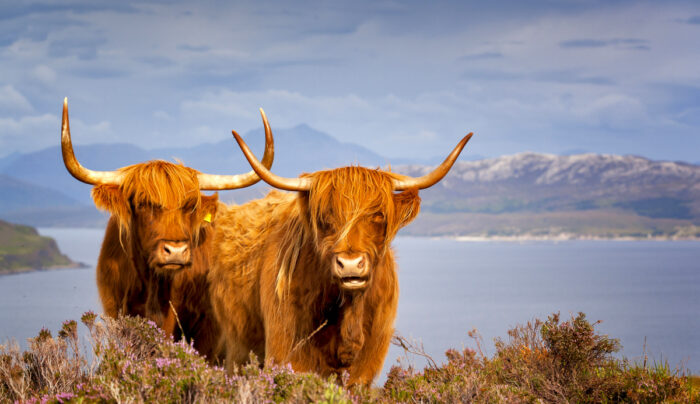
1;0;699;162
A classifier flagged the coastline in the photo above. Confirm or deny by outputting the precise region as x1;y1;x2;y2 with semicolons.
451;234;700;242
0;261;87;276
416;233;700;242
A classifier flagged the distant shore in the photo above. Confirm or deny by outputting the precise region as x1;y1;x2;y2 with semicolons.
0;261;87;276
448;234;700;242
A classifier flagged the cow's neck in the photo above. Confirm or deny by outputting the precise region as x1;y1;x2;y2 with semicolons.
128;242;174;325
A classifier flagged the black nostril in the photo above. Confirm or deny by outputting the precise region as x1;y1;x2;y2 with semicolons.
358;257;365;269
336;257;344;269
163;245;171;254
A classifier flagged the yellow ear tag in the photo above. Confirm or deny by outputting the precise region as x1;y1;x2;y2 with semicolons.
203;213;212;223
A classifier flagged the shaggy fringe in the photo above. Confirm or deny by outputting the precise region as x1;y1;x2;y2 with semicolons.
91;160;206;248
273;167;412;299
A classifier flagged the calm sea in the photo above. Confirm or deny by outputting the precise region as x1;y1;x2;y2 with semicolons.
0;229;698;380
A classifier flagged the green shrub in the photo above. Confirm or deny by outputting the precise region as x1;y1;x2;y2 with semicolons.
383;312;698;403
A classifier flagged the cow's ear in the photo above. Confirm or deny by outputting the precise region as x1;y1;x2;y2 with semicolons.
393;188;421;230
200;193;219;222
91;184;130;222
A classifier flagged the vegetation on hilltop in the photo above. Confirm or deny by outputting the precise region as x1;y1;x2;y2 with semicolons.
1;312;696;403
0;220;77;274
407;211;700;240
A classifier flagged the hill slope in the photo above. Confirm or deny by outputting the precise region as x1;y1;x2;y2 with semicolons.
0;220;79;274
396;153;700;238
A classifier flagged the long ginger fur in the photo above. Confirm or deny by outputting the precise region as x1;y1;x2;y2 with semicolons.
209;167;420;385
93;160;221;361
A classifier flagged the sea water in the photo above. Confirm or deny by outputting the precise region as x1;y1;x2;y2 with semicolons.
0;229;697;379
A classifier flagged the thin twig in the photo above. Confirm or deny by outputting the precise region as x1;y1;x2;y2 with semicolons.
391;332;438;369
287;319;328;361
168;300;186;340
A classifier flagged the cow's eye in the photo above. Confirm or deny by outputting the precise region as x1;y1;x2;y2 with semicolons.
181;201;197;212
370;213;385;223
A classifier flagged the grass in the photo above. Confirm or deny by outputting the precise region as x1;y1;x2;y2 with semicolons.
0;312;697;403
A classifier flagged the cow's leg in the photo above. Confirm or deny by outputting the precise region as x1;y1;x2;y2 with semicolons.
347;326;392;386
162;305;177;338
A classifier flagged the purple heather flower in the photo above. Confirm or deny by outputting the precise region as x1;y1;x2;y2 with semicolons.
54;392;76;403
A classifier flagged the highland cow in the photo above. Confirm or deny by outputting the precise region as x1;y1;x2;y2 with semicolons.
60;98;274;360
209;126;472;384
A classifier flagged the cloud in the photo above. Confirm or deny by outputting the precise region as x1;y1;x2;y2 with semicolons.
574;93;648;130
66;66;130;79
31;65;57;84
533;71;615;86
560;39;608;48
559;38;650;50
680;15;700;25
48;36;107;60
0;113;54;132
153;110;171;120
176;44;211;53
0;85;33;113
0;111;114;153
0;113;57;153
135;55;175;68
0;0;699;162
0;3;137;48
458;52;504;62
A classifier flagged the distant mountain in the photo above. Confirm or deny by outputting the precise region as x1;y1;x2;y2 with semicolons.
0;174;104;227
396;153;700;238
0;124;393;206
0;174;83;211
1;125;699;238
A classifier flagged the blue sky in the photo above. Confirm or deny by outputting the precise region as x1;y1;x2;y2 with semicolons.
1;0;699;162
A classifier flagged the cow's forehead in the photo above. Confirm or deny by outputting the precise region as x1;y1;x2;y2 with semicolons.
120;161;202;210
309;167;395;217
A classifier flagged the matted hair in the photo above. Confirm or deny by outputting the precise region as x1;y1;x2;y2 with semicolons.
274;166;419;297
91;160;206;242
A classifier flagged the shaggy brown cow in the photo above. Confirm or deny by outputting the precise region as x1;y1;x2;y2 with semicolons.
60;98;274;359
209;127;472;384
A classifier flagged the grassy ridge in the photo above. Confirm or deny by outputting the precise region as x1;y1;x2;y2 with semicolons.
0;220;77;274
0;313;697;403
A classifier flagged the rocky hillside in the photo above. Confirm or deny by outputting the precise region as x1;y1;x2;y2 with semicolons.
396;153;700;238
0;220;78;274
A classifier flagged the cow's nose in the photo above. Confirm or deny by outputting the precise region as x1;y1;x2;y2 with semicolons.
333;253;370;290
161;241;190;263
335;255;365;272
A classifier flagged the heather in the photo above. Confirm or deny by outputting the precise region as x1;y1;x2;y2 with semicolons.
0;312;697;403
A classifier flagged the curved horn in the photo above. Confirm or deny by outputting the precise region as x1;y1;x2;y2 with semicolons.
231;130;312;191
392;133;473;191
196;108;275;190
61;98;123;185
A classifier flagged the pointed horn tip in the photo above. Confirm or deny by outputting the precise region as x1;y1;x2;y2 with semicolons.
231;129;243;142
